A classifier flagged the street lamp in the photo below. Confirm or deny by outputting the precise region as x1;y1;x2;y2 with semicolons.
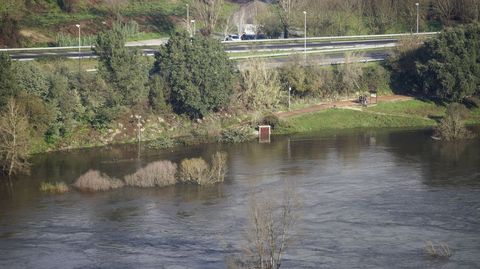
75;24;81;73
191;20;196;37
288;86;292;111
415;3;419;34
303;11;307;63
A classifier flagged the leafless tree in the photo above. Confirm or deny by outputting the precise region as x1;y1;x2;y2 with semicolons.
433;0;455;25
239;59;284;110
0;99;30;177
276;0;303;38
337;52;364;95
242;183;301;269
103;0;128;18
193;0;224;37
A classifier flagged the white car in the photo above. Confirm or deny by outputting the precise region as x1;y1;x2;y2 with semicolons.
224;34;241;41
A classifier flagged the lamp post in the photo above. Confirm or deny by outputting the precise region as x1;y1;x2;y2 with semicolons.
288;86;292;111
186;4;190;37
191;20;196;37
303;11;307;63
415;3;419;34
75;24;81;73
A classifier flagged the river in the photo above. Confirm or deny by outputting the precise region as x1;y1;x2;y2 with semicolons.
0;128;479;268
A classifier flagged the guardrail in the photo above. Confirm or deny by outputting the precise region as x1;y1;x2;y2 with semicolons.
221;32;439;44
0;32;438;53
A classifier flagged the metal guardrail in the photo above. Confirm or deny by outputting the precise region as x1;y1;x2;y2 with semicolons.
221;32;439;44
0;32;438;52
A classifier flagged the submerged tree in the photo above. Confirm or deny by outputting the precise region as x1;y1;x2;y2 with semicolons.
434;103;473;141
232;183;301;269
0;99;30;176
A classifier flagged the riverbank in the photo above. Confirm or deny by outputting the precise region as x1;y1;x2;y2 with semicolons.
29;97;480;154
276;99;480;134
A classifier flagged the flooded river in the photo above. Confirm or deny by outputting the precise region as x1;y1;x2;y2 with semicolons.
0;128;479;268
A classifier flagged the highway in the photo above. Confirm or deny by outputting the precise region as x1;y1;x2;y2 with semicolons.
0;33;436;62
5;39;395;61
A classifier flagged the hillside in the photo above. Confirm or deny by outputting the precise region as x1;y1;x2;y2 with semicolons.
0;0;241;47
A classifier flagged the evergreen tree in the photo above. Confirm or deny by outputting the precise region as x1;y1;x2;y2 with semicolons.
94;29;148;106
416;23;480;101
0;52;19;106
153;31;235;118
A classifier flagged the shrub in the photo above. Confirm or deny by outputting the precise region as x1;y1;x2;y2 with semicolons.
39;182;69;193
218;126;253;144
209;152;228;184
464;96;480;109
178;152;228;185
73;170;124;192
240;59;284;110
178;158;210;185
261;113;280;129
434;103;473;141
124;160;177;187
147;136;176;149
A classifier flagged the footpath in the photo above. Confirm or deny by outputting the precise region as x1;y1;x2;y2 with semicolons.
276;95;413;119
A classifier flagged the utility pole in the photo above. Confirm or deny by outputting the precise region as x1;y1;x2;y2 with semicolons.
186;4;190;37
416;3;419;34
303;11;307;64
75;24;81;74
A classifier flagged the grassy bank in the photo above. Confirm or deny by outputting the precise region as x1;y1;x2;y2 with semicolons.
277;99;480;134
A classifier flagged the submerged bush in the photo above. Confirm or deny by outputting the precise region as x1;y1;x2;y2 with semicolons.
178;158;210;185
434;103;473;141
124;160;177;187
209;152;228;184
425;241;452;259
39;182;69;193
73;170;124;192
178;152;228;185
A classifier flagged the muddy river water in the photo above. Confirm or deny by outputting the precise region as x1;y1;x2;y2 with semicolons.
1;128;479;268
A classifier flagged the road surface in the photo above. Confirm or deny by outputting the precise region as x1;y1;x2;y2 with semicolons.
5;39;397;61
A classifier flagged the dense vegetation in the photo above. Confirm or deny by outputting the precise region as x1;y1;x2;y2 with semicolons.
1;20;480;176
1;0;480;47
388;23;480;102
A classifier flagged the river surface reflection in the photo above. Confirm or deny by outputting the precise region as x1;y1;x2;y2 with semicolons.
0;128;479;268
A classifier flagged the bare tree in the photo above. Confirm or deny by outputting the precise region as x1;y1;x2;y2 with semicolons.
193;0;224;37
243;183;301;269
103;0;128;18
434;0;455;25
337;52;364;95
276;0;303;38
239;59;284;110
0;99;30;177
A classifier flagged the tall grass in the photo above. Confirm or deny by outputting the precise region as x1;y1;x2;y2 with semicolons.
124;160;177;187
73;170;124;192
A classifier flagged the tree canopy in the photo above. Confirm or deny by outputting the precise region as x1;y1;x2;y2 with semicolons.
389;23;480;102
153;31;235;118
